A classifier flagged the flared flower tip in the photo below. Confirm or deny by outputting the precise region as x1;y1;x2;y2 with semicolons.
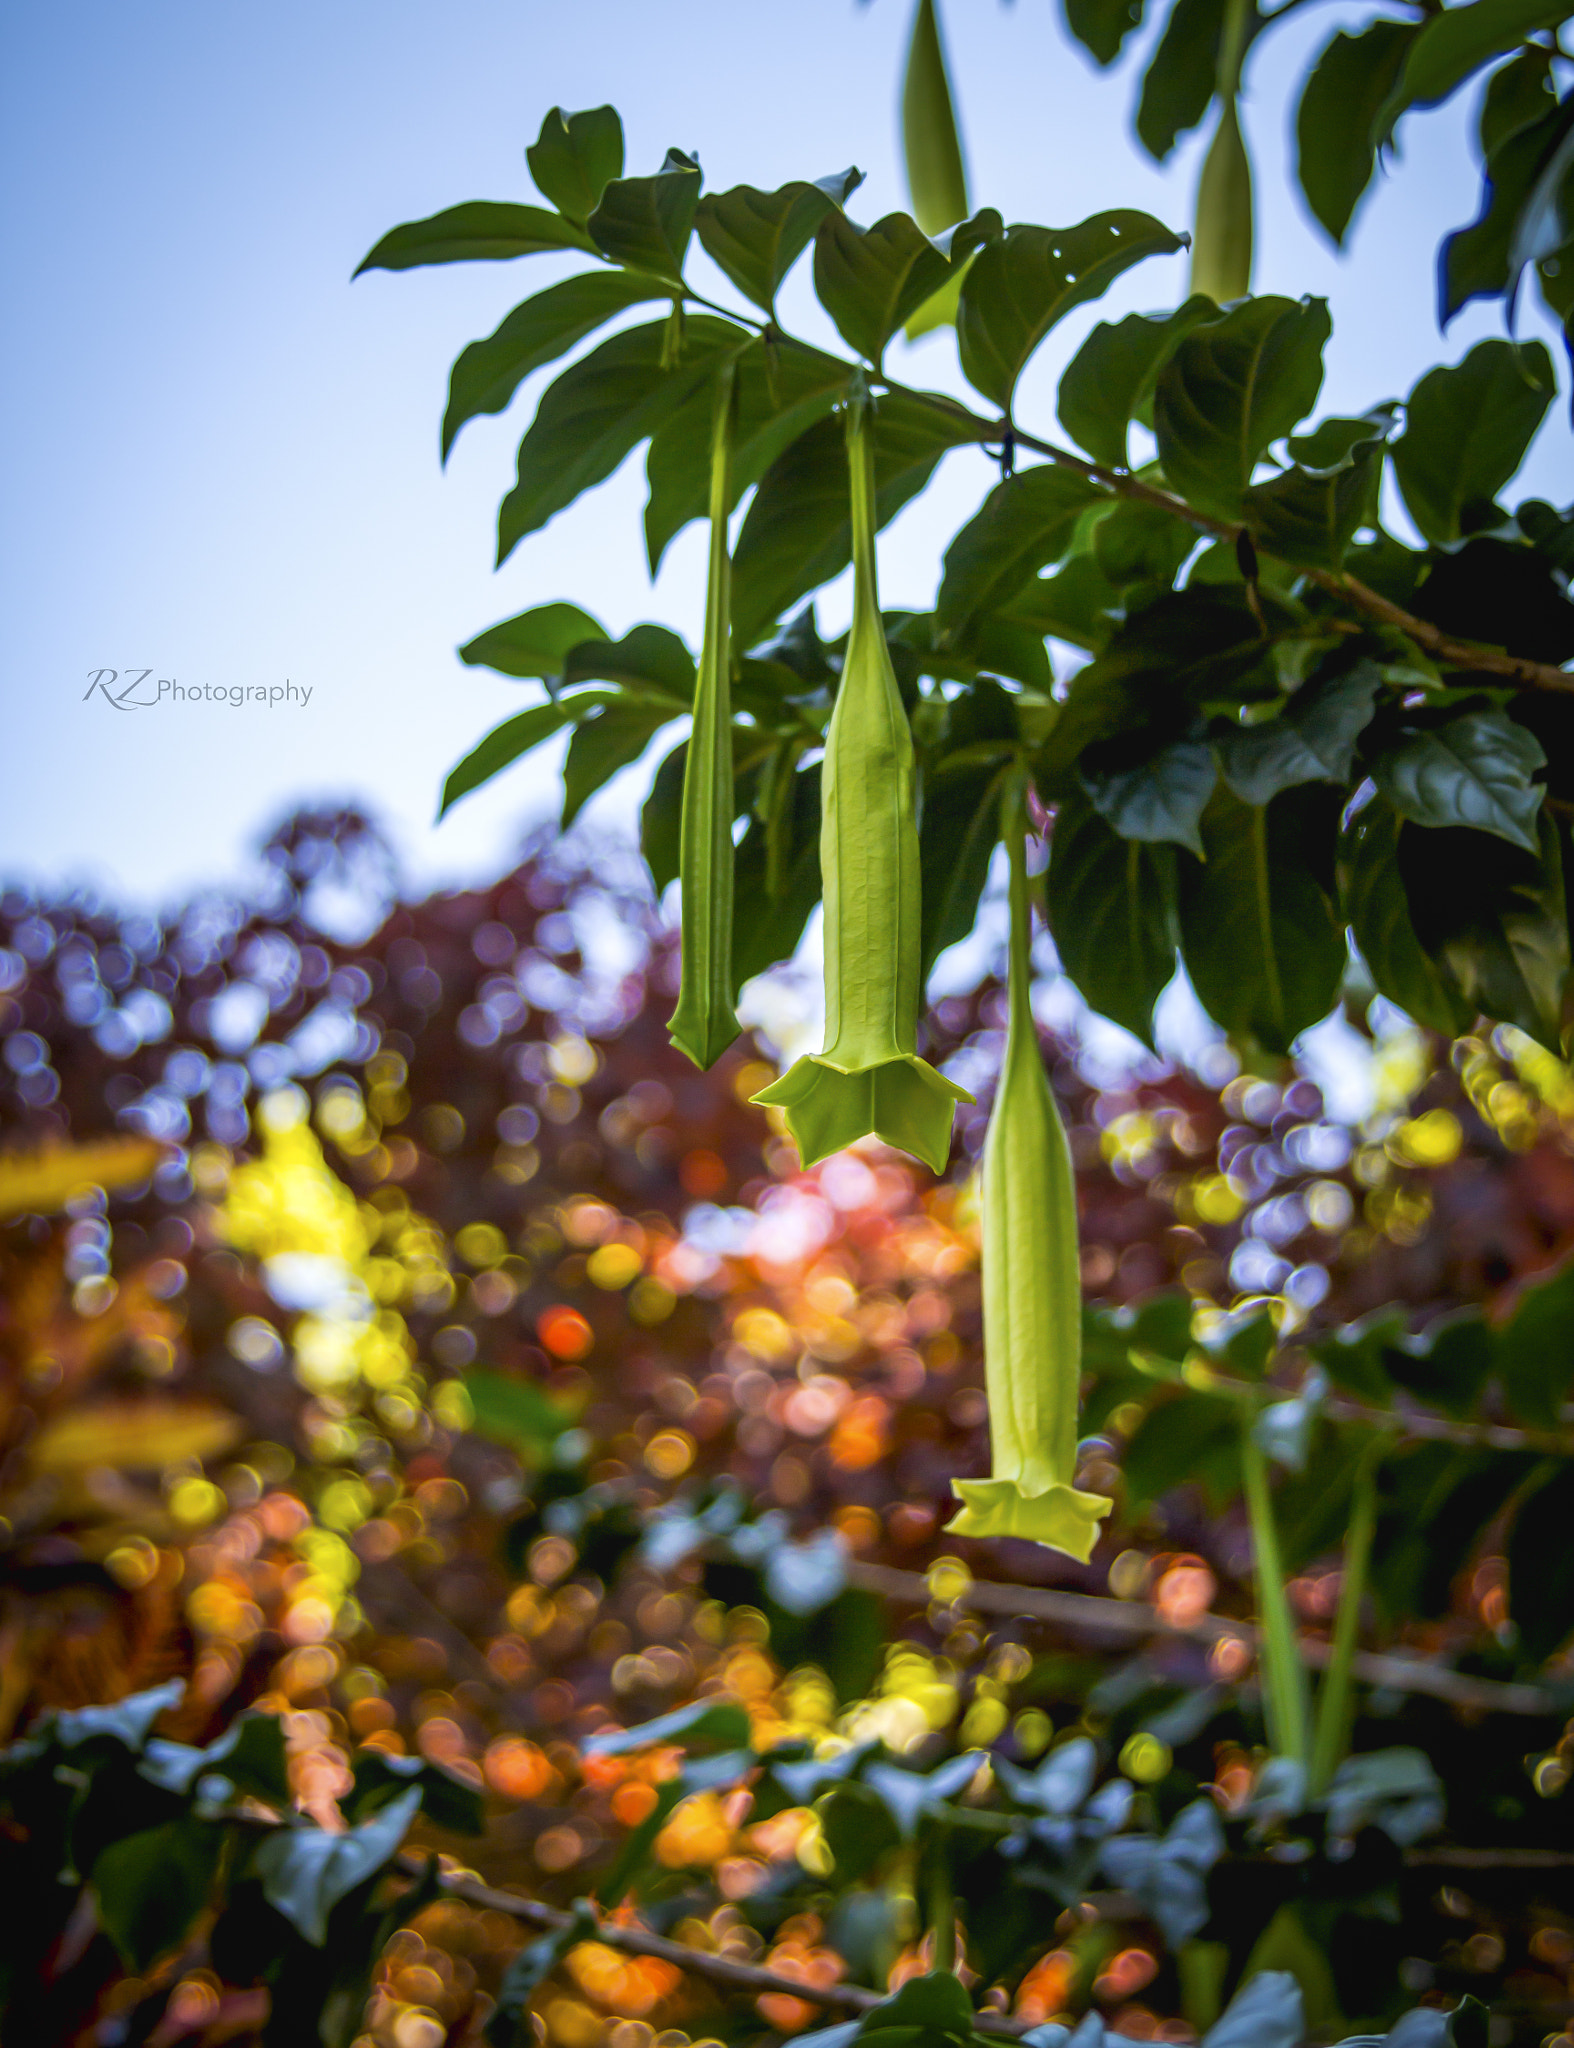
946;1477;1113;1564
751;1053;974;1174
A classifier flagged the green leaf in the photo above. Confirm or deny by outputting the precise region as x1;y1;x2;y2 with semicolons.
1136;0;1231;161
465;1366;576;1457
587;148;703;284
1499;1255;1574;1426
644;337;850;572
1091;497;1197;603
52;1680;185;1753
458;602;608;681
1153;295;1332;520
919;759;1010;979
1438;100;1573;327
92;1817;224;1970
1080;736;1218;855
1399;810;1568;1050
731;394;974;646
1377;0;1572;143
1344;795;1476;1032
1011;554;1124;652
1392;338;1556;543
439;702;575;819
1295;21;1419;245
957;214;1187;411
936;467;1107;635
561;624;696;699
488;1903;599;2048
140;1710;290;1806
641;741;688;896
1370;706;1546;852
1064;0;1148;66
345;1749;484;1837
1057;296;1219;470
693;169;862;312
1216;659;1382;805
585;1698;753;1756
526;105;624;227
1241;434;1387;569
1177;785;1346;1054
254;1787;421;1947
354;201;593;276
1411;533;1574;664
497;314;749;562
1046;787;1177;1044
562;702;682;827
442;271;674;462
1509;1460;1574;1655
813;210;951;365
732;760;824;993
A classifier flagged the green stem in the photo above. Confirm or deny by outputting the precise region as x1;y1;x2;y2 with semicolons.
1241;1422;1310;1767
1308;1443;1382;1799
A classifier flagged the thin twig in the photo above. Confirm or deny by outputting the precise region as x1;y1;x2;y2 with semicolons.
844;1562;1557;1718
1322;1392;1574;1456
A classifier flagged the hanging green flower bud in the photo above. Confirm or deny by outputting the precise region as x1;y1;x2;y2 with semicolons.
752;387;971;1173
668;361;740;1070
1189;96;1254;305
901;0;970;340
947;792;1111;1562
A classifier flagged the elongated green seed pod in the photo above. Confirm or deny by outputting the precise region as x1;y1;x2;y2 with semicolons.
752;389;971;1172
1190;97;1254;305
668;362;740;1070
902;0;968;238
947;795;1111;1562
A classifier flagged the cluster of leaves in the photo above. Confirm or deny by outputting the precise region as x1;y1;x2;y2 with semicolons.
360;100;1572;1077
4;816;1574;2044
0;1679;479;2046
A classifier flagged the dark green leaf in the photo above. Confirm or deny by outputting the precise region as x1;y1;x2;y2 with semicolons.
1392;339;1556;543
439;702;576;819
642;741;687;896
1064;0;1148;66
92;1817;224;1970
1377;0;1571;143
355;201;593;276
1496;1255;1574;1425
1046;788;1177;1044
585;1698;753;1755
1153;296;1332;520
464;1367;575;1458
813;211;951;364
139;1711;289;1806
1295;21;1419;245
1370;706;1546;852
1411;533;1574;665
1091;498;1196;602
732;760;823;993
1136;0;1230;161
1482;46;1560;154
1287;405;1400;471
919;760;1010;979
1439;100;1573;326
52;1680;185;1753
1399;810;1568;1050
346;1750;484;1837
458;602;608;681
254;1787;421;1946
731;395;975;645
498;315;748;561
488;1903;598;2048
1508;1461;1574;1656
695;170;863;312
443;271;674;461
1058;296;1218;470
1242;434;1387;569
562;702;682;828
858;1969;976;2041
561;624;696;699
957;214;1187;410
644;338;849;572
526;106;624;227
587;148;703;284
1080;736;1217;854
1099;1800;1223;1947
1216;659;1382;805
936;467;1107;635
1177;785;1346;1054
953;608;1056;690
1011;555;1124;653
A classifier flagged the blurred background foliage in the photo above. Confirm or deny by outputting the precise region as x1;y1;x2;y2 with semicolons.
3;805;1574;2046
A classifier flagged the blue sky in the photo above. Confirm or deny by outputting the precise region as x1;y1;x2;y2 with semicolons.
3;0;1568;915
